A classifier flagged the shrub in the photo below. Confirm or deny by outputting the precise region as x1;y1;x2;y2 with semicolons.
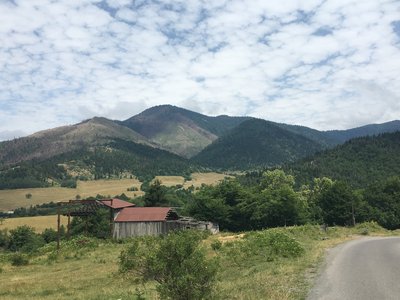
42;228;58;243
10;253;29;266
0;229;9;249
8;225;45;253
244;231;304;259
120;230;218;300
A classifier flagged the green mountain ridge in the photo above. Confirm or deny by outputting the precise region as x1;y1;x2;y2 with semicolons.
286;131;400;187
0;104;399;190
121;104;251;157
0;117;153;167
192;119;324;170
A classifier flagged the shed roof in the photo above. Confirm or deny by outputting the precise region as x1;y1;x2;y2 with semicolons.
115;207;178;222
99;198;135;209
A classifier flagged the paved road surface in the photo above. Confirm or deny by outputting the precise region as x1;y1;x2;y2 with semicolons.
308;237;400;300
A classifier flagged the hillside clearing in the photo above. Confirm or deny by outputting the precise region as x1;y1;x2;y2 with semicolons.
0;173;232;211
183;172;232;189
0;215;68;233
0;178;143;211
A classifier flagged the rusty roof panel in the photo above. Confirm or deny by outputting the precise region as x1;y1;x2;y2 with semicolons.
114;207;178;222
99;198;135;209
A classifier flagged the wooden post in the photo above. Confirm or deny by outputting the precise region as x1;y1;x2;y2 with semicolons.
110;199;114;238
57;203;61;251
67;213;71;239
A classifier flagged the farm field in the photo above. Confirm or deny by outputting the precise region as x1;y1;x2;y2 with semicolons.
183;172;232;189
0;178;143;211
0;173;231;211
0;215;68;233
0;224;396;299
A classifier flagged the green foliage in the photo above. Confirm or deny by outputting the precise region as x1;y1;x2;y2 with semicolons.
8;225;45;253
60;178;77;188
192;119;323;170
41;228;58;243
0;229;9;249
144;180;168;207
188;171;307;231
143;180;193;208
10;253;30;266
70;208;111;239
120;230;218;300
287;132;400;188
363;177;400;229
244;231;305;259
318;181;357;226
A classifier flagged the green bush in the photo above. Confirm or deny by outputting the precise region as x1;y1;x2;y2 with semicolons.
10;253;29;266
0;229;9;249
42;228;58;243
8;225;45;253
120;230;218;300
244;230;304;259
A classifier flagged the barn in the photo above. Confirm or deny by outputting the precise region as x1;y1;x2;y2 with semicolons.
61;198;218;239
113;206;219;238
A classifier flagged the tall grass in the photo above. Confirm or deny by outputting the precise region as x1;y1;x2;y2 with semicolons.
0;223;395;300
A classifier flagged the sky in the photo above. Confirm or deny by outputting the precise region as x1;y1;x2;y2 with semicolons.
0;0;399;140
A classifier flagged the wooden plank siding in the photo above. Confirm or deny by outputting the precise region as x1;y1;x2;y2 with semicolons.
113;220;219;238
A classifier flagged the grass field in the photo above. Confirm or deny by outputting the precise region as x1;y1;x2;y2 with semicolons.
0;179;144;212
0;215;68;233
0;173;230;212
0;223;396;299
184;172;233;189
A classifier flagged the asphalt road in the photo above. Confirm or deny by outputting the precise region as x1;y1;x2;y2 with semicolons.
307;236;400;300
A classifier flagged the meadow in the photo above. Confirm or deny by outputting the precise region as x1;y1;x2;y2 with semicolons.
0;223;396;300
0;173;229;212
0;215;68;233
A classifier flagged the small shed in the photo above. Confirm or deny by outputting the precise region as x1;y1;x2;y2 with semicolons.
113;207;178;238
113;207;219;238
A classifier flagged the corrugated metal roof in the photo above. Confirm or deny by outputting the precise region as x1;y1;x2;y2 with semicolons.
99;198;135;209
115;207;178;222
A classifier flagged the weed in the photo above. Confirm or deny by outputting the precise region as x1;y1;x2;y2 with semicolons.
10;253;29;266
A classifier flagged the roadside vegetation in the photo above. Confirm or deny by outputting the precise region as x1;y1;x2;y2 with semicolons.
0;223;397;299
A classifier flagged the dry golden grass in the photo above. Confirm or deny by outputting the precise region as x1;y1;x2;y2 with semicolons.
0;179;144;211
0;173;232;212
184;172;232;189
0;216;68;233
153;176;185;187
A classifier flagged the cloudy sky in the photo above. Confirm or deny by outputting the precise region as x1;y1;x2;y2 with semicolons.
0;0;399;140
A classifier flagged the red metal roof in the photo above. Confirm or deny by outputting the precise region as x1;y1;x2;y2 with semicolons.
99;198;135;209
115;207;178;222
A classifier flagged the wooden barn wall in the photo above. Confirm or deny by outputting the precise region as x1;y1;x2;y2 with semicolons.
113;221;220;239
113;221;178;239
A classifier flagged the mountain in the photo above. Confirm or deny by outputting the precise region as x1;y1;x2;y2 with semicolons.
192;119;324;170
0;117;152;167
323;120;400;144
121;105;251;158
0;138;197;190
286;131;400;187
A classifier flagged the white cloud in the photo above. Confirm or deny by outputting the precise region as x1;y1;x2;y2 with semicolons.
0;0;399;141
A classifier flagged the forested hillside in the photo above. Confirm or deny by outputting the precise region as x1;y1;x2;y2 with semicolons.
286;131;400;187
192;119;323;170
122;105;250;157
0;139;197;190
0;117;152;167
